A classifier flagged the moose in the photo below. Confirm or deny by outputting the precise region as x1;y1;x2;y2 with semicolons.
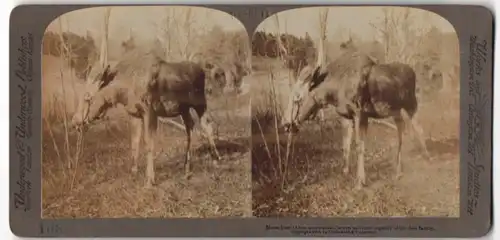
71;55;225;188
281;38;430;190
205;62;249;96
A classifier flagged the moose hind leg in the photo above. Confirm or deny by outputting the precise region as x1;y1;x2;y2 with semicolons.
130;117;143;174
181;110;195;179
411;118;431;161
340;118;353;174
394;115;405;179
401;109;431;161
194;105;222;164
318;109;325;121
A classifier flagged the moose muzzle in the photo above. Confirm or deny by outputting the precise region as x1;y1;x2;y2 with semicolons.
282;122;300;134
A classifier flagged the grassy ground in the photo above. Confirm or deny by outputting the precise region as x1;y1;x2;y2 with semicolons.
251;59;460;218
41;55;252;218
41;54;460;218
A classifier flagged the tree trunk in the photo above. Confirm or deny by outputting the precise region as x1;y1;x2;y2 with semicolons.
99;7;111;68
316;8;329;67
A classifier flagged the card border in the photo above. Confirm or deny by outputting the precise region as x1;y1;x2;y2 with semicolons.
9;3;494;238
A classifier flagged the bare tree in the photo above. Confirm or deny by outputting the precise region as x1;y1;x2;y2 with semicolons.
316;8;329;68
121;28;136;53
309;8;330;122
369;7;424;64
272;13;308;89
154;7;199;61
99;7;112;67
155;8;173;58
272;13;296;88
180;8;194;59
273;14;289;62
370;8;459;96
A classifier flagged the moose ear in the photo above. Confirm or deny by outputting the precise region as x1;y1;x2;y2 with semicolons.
108;67;118;81
100;64;118;89
309;66;328;92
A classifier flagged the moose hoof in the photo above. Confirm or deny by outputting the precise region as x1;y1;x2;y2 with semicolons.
145;175;155;188
184;172;193;180
212;158;220;167
354;177;366;191
145;180;154;189
393;171;403;180
354;181;365;191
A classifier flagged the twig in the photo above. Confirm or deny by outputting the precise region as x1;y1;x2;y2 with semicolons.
255;115;274;165
268;69;284;187
43;118;65;177
70;130;85;190
158;118;186;131
58;17;73;170
283;173;309;194
369;119;397;130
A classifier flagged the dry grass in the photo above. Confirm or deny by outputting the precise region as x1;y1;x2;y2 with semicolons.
41;54;252;218
250;58;460;218
42;118;251;218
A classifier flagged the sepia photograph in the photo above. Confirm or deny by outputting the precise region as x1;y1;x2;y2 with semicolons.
251;6;460;217
41;6;252;218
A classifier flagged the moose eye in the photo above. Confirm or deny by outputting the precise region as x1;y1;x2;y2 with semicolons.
293;94;302;102
84;92;92;101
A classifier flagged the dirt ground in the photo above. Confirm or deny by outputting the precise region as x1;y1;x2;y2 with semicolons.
41;55;252;218
251;65;460;218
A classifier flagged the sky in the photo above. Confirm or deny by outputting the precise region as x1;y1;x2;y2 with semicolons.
45;6;457;45
45;6;246;43
256;6;457;42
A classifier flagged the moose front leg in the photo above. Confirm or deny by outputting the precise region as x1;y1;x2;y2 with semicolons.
354;113;368;190
181;110;195;180
340;118;353;174
143;110;158;188
130;117;143;174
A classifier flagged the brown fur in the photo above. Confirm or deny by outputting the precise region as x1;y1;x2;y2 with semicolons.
283;41;430;190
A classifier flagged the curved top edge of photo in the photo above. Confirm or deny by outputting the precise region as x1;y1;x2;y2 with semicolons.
250;5;459;83
41;5;252;86
254;6;457;36
43;6;249;58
